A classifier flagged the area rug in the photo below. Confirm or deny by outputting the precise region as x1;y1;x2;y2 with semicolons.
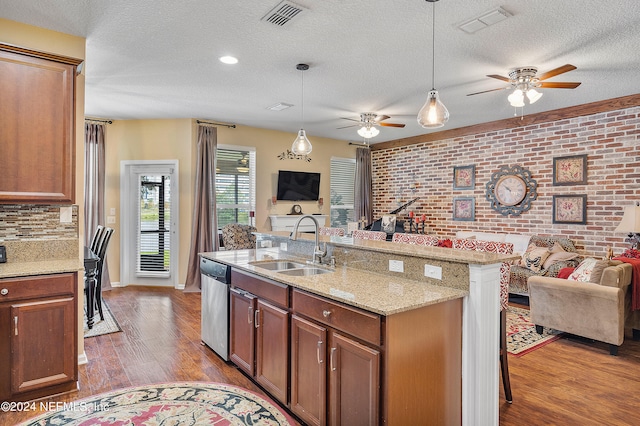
83;301;122;338
19;382;295;425
507;305;563;356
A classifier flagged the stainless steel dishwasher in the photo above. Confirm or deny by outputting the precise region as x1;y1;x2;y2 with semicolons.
200;256;231;361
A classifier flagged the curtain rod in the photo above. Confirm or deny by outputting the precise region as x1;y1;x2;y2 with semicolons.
85;118;113;124
197;119;236;128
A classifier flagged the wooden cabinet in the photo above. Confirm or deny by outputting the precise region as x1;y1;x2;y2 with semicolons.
230;270;289;405
0;273;78;402
0;43;82;204
291;289;381;426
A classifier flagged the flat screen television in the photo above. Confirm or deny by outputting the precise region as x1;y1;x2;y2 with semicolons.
276;170;320;201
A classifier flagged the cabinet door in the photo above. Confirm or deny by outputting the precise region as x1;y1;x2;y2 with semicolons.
0;45;80;204
329;331;380;426
255;299;289;405
11;296;76;394
291;315;327;426
229;289;256;376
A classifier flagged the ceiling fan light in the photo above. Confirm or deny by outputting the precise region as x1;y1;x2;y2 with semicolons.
357;126;379;138
508;89;524;107
291;129;312;155
418;90;449;128
526;88;543;104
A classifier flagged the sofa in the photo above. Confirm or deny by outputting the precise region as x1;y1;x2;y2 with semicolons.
529;260;634;355
456;232;581;295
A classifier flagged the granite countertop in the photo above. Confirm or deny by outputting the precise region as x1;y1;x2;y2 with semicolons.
0;239;84;279
201;248;469;316
0;258;85;279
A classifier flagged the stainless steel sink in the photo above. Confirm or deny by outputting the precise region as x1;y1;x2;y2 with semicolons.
251;260;307;271
278;267;333;276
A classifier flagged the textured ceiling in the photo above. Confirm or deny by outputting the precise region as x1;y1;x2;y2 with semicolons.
2;0;640;143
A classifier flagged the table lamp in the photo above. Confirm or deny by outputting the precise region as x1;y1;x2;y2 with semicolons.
615;202;640;249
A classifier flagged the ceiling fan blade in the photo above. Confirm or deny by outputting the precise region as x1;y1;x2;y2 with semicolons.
340;117;362;123
467;87;509;96
337;124;360;129
378;122;405;128
487;74;510;82
538;64;576;81
374;114;391;122
538;81;581;89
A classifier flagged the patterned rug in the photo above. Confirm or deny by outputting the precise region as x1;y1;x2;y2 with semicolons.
83;301;122;338
19;382;295;425
507;305;563;356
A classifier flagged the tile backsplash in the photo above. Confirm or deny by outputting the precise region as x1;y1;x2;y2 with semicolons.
0;205;79;241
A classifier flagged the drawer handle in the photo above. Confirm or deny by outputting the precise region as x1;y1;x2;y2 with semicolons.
0;288;7;296
14;316;18;336
322;310;331;318
330;347;337;371
317;340;324;364
254;309;260;329
248;306;253;324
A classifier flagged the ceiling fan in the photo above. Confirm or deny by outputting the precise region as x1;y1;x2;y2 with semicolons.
338;112;405;138
467;64;581;107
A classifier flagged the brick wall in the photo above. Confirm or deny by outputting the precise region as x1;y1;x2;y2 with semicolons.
371;106;640;256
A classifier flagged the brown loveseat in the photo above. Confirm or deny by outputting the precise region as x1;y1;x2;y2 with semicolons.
509;235;581;295
529;260;634;355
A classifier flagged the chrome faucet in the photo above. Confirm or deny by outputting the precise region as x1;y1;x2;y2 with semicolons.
290;214;327;264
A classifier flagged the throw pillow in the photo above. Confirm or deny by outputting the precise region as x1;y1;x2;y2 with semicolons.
522;247;551;272
588;259;615;284
543;249;580;269
519;243;538;267
567;257;598;282
557;267;575;279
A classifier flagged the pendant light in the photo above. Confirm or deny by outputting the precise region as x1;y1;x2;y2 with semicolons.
417;0;449;129
291;63;312;156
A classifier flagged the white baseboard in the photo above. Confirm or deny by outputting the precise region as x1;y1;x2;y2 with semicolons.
110;281;122;287
176;282;185;290
78;352;88;365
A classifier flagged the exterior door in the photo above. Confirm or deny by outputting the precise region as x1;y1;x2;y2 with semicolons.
121;161;179;287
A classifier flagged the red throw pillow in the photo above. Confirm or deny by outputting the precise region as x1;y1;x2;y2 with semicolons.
557;267;575;279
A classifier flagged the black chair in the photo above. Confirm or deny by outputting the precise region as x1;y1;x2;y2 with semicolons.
89;225;105;253
85;226;113;322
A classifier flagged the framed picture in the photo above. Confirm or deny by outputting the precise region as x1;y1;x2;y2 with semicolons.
453;165;475;190
453;197;475;221
552;194;587;224
381;215;397;233
553;154;587;185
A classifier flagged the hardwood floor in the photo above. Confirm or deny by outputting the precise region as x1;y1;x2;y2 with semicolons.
2;286;640;425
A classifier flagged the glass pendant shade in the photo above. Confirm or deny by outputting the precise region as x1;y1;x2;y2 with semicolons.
526;88;543;104
418;90;449;128
291;129;312;155
357;126;380;138
508;89;525;107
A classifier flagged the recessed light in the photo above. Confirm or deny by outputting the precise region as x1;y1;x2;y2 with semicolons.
219;56;238;65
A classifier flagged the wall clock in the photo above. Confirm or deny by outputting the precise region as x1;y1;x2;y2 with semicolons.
485;165;537;216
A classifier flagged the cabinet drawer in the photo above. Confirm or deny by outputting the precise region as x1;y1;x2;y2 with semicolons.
0;273;76;303
292;289;381;346
231;269;288;308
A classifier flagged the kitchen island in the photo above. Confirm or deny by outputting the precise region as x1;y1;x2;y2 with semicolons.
202;233;518;425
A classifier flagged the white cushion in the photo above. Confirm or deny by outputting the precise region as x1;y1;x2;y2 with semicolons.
456;231;506;242
504;234;532;255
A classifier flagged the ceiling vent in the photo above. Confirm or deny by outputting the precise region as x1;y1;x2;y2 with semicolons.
261;1;308;27
458;7;512;34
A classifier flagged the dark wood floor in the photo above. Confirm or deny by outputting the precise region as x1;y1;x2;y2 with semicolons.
2;286;640;426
